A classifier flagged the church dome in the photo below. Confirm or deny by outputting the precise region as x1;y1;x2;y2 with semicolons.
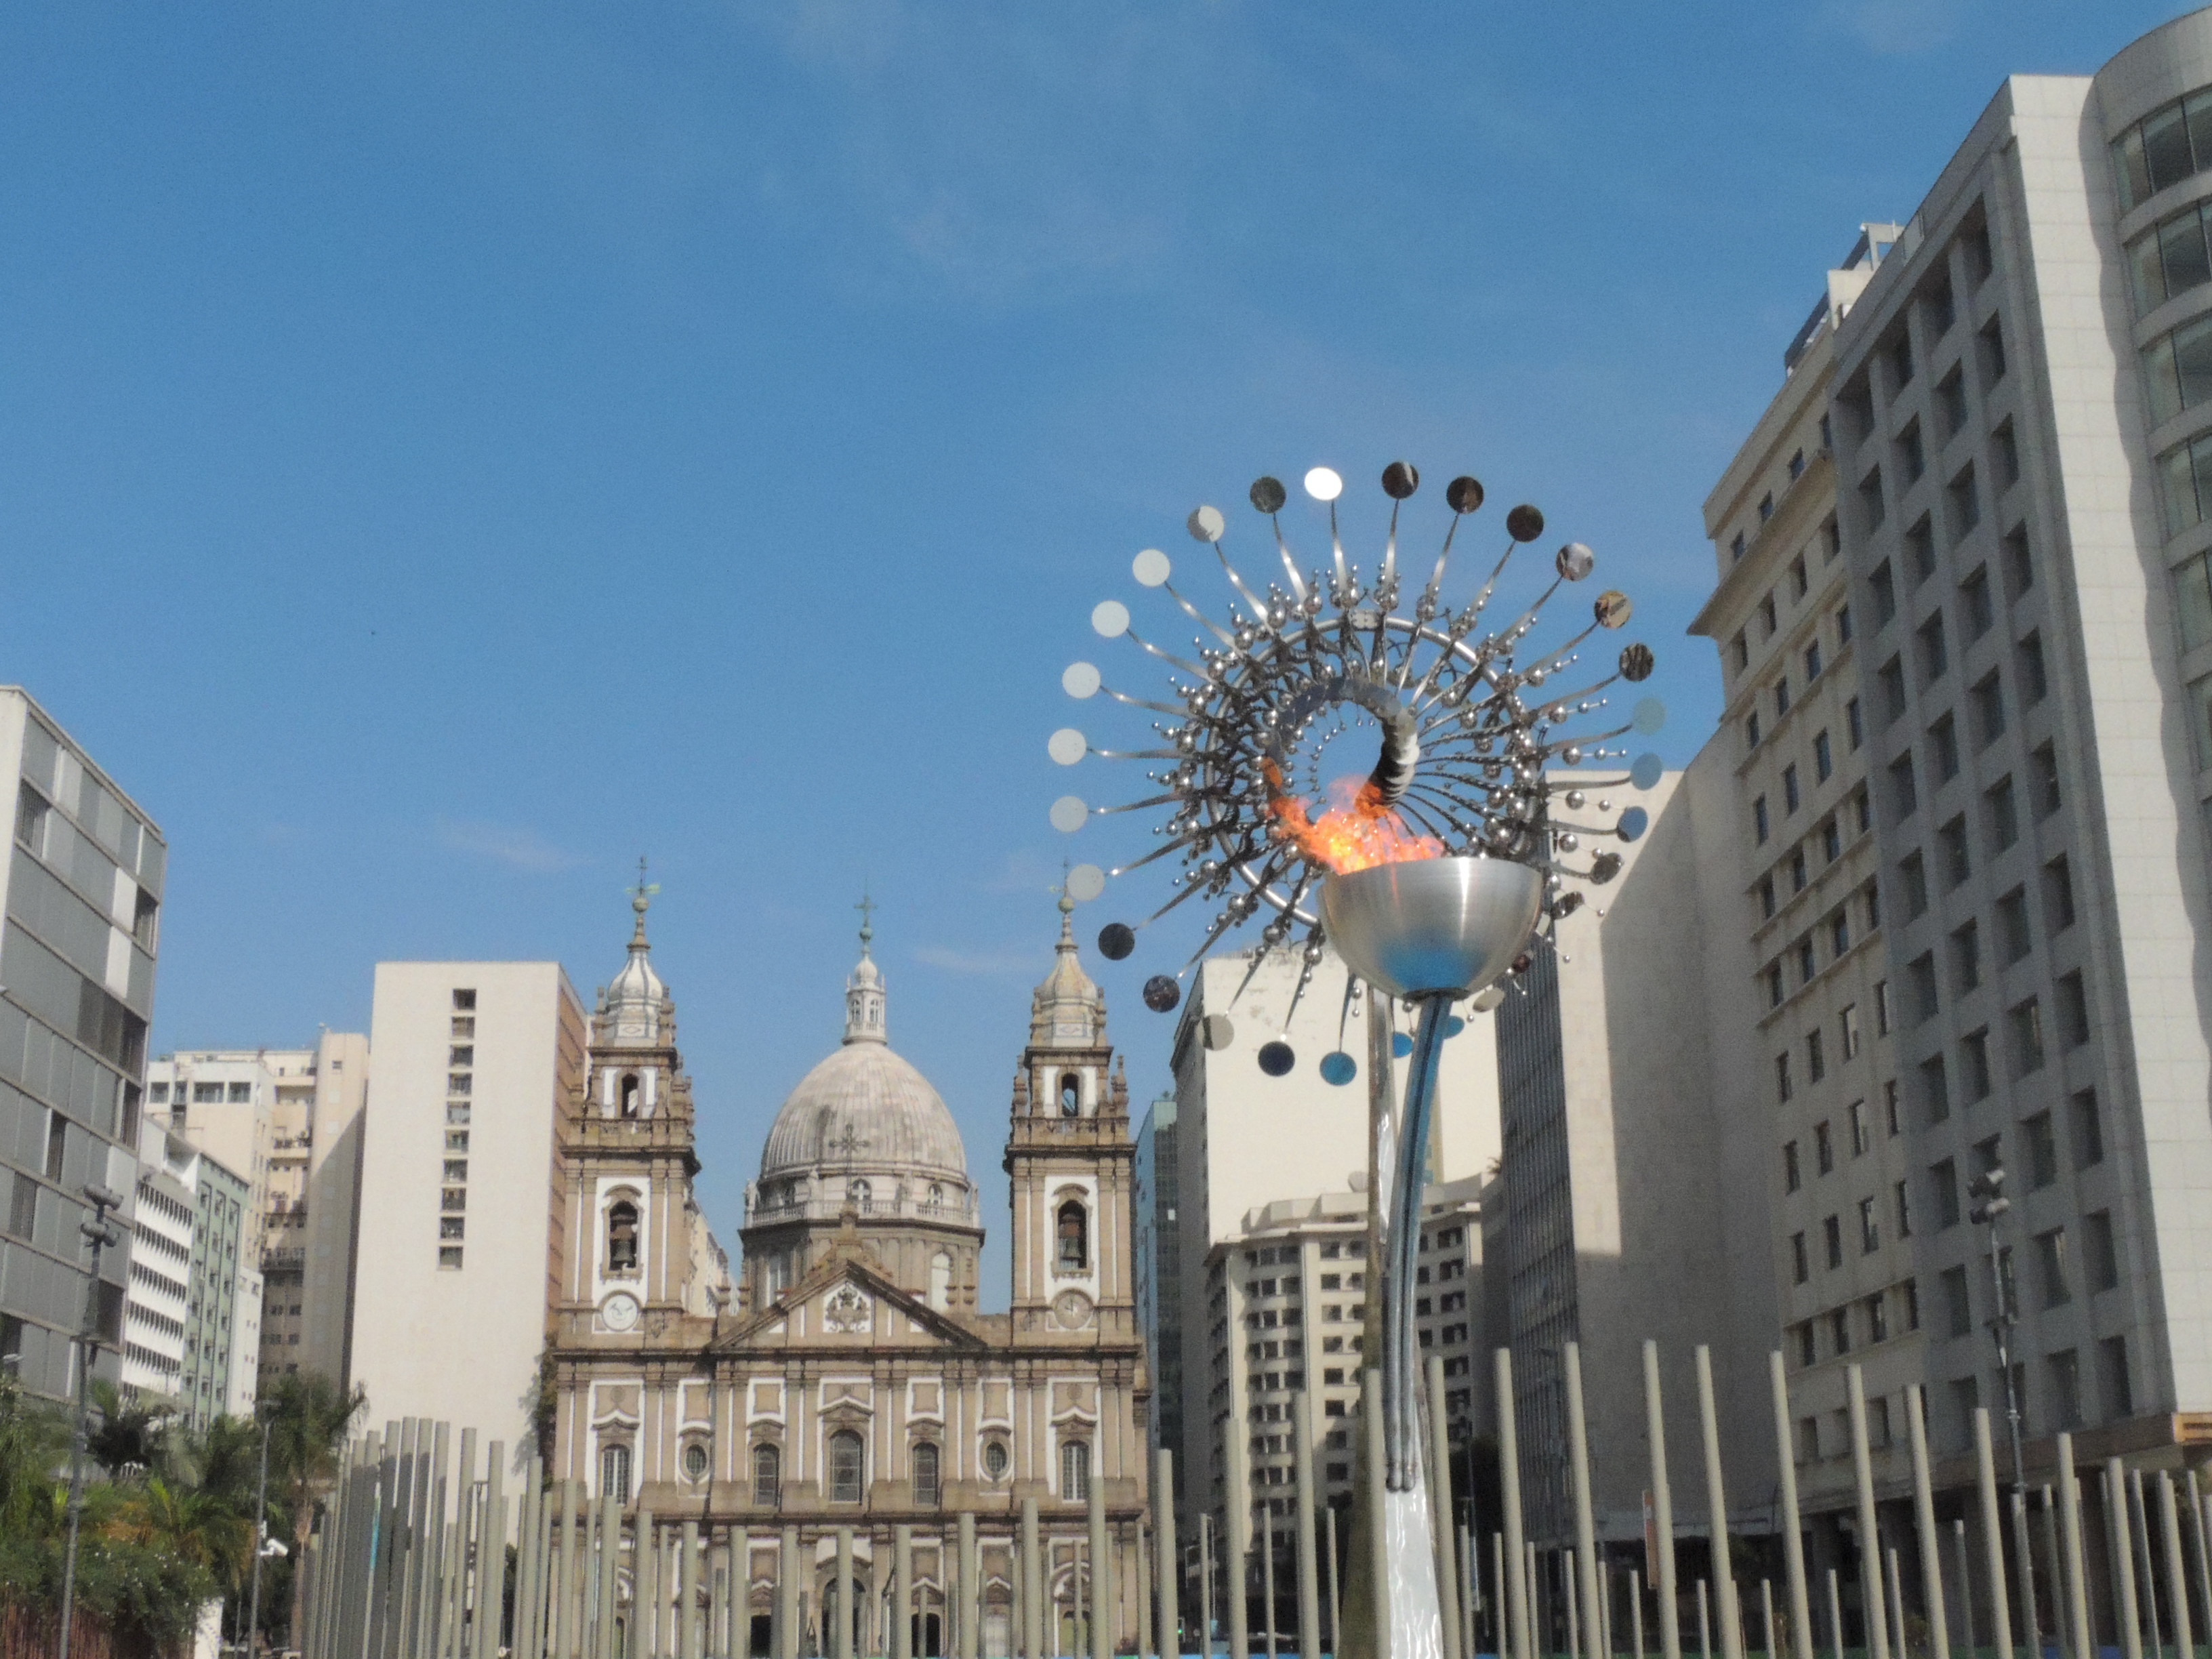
758;912;969;1186
600;883;670;1046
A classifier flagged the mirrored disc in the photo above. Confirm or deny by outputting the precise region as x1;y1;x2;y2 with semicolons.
1469;985;1505;1012
1319;1050;1357;1086
1062;661;1101;699
1249;476;1287;514
1132;548;1172;588
1630;754;1664;791
1446;476;1485;514
1143;975;1181;1012
1619;642;1655;682
1187;505;1226;543
1067;863;1106;903
1595;590;1633;628
1618;806;1650;842
1391;1031;1414;1059
1048;729;1088;765
1304;466;1343;502
1202;1015;1235;1051
1098;922;1135;960
1257;1040;1296;1077
1091;600;1130;638
1506;504;1545;542
1555;541;1595;581
1050;796;1089;833
1632;697;1666;735
1381;461;1419;499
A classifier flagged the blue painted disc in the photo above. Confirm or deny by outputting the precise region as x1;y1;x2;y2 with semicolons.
1391;1032;1414;1058
1319;1051;1357;1086
1445;1016;1467;1038
1618;806;1650;842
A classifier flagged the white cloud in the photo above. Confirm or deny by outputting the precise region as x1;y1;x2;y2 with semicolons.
436;819;585;874
1815;0;1969;56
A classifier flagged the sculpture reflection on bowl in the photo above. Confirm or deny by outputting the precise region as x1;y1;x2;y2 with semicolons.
1320;856;1544;1002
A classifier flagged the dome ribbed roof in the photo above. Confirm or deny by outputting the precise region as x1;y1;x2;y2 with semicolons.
758;1042;968;1182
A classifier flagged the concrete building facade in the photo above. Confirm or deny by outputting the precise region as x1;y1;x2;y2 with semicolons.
0;689;162;1403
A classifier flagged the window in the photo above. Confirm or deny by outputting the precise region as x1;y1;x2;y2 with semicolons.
1897;421;1925;484
1061;1438;1090;1502
438;1246;464;1269
1842;1005;1863;1061
1732;531;1747;563
2086;1212;2118;1293
1997;887;2032;964
1879;657;1907;724
1921;1055;1950;1124
754;1442;781;1507
440;1218;464;1240
2003;527;2033;601
1755;796;1769;844
1784;764;1801;815
1824;1214;1843;1270
1809;1030;1827;1084
1907;516;1937;586
2049;1351;2083;1428
1918;613;1949;684
1943;1265;1972;1336
2030;743;2061;818
1790;448;1807;480
2057;972;2090;1050
1815;1121;1834;1174
2163;441;2212;538
1930;714;1960;782
1791;850;1809;894
1797;933;1816;981
1948;466;1981;540
1828;906;1848;956
1872;561;1897;626
607;1200;639;1274
913;1441;941;1507
1933;1159;1961;1229
1973;673;2005;748
1746;712;1763;752
1766;964;1784;1008
830;1430;865;1502
1776;1052;1794;1104
619;1073;640;1118
7;1174;35;1240
1784;1142;1801;1193
1831;1307;1851;1357
453;988;476;1010
2146;313;2212;426
1895;1180;1912;1240
2041;858;2074;936
1885;1078;1900;1134
1057;1200;1090;1273
1951;921;1981;994
1847;697;1864;750
1732;631;1750;674
1889;755;1918;823
2100;1337;2133;1420
1940;816;1971;887
2068;1088;2103;1170
1059;1074;1080;1116
2129;198;2212;312
1901;853;1929;919
441;1187;466;1213
683;1443;710;1483
1960;1029;1992;1103
1791;1232;1809;1285
1877;981;1892;1037
1979;316;2007;386
1861;469;1886;532
2025;1111;2058;1190
43;1115;65;1183
443;1159;468;1182
2009;998;2045;1077
602;1443;632;1504
1860;1198;1880;1256
1908;953;1940;1024
1887;329;1914;392
1759;876;1776;919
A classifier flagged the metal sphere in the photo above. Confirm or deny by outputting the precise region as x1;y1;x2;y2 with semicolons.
1143;976;1181;1013
1446;476;1485;513
1381;461;1420;499
1250;476;1288;514
1506;505;1545;542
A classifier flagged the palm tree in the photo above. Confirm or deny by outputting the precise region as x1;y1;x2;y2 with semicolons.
0;1370;68;1535
264;1371;366;1644
83;1380;173;1480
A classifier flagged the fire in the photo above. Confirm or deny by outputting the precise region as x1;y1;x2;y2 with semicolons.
1264;762;1445;874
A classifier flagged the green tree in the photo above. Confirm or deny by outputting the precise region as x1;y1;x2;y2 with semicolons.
264;1370;366;1644
83;1379;173;1480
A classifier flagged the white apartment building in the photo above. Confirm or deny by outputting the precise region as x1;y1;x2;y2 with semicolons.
150;1031;370;1390
1168;946;1501;1551
123;1120;194;1403
184;1151;258;1425
1818;9;2212;1480
122;1113;261;1422
1692;233;1930;1524
0;689;163;1403
350;961;585;1451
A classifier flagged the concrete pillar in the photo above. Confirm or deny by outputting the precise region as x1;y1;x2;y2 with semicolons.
837;1527;857;1659
683;1520;703;1659
598;1496;623;1659
1089;1473;1111;1659
1023;1500;1044;1659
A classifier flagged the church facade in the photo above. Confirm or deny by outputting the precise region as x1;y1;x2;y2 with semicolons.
542;896;1151;1654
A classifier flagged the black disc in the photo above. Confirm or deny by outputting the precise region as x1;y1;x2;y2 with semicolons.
1446;476;1485;514
1257;1040;1296;1077
1097;922;1136;961
1143;975;1181;1012
1381;460;1420;499
1620;642;1655;682
1250;476;1287;514
1506;504;1545;542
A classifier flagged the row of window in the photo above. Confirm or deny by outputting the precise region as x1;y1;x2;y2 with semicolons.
2115;88;2212;215
1903;971;2091;1128
1900;858;2075;990
1761;878;1880;1014
609;1434;1088;1509
1789;1188;1910;1284
438;989;478;1269
1745;612;1854;753
1787;1278;1920;1368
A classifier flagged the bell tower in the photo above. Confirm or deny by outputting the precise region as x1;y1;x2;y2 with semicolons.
1005;891;1134;1340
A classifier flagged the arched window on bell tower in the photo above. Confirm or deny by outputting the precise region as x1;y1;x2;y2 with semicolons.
1057;1200;1089;1273
619;1073;641;1118
607;1200;640;1274
1059;1073;1081;1117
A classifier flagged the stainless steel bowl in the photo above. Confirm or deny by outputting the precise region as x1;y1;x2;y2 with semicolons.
1320;857;1544;999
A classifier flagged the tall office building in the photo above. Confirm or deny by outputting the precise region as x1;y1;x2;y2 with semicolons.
0;690;163;1402
1692;230;1931;1519
350;961;585;1451
1804;9;2212;1473
1133;1091;1182;1480
149;1031;370;1389
183;1150;258;1425
1168;946;1500;1551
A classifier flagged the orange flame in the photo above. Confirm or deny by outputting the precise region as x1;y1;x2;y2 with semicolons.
1263;762;1446;875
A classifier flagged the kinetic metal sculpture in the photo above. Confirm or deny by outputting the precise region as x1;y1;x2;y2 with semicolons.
1050;462;1664;1652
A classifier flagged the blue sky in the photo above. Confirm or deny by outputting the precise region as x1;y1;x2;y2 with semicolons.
0;0;2182;1305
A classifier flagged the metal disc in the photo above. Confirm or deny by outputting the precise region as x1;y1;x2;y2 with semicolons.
1132;548;1172;588
1048;729;1088;766
1257;1040;1296;1077
1304;466;1343;502
1445;1015;1467;1038
1619;642;1655;682
1066;863;1106;903
1506;504;1545;542
1381;461;1420;499
1555;541;1595;581
1630;754;1664;791
1097;922;1135;960
1590;852;1623;885
1202;1014;1235;1051
1250;476;1287;514
1319;1050;1357;1086
1143;975;1181;1012
1050;796;1090;833
1632;697;1666;734
1391;1031;1414;1059
1618;806;1650;842
1187;505;1226;543
1091;600;1130;638
1062;661;1101;699
1594;590;1632;628
1446;476;1485;514
1469;985;1505;1012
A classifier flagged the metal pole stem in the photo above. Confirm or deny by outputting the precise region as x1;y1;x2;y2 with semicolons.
1643;1343;1680;1659
1292;1415;1319;1659
1906;1385;1950;1659
1694;1349;1742;1659
1845;1368;1889;1659
1382;998;1451;1488
1973;1412;2014;1659
1767;1353;1814;1659
1501;1351;1533;1659
2057;1443;2092;1659
1567;1345;1602;1659
1153;1458;1175;1659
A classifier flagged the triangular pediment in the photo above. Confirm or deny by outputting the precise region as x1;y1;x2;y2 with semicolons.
712;1245;986;1355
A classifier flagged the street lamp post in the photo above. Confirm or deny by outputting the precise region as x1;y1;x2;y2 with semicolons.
57;1181;125;1659
246;1403;272;1654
